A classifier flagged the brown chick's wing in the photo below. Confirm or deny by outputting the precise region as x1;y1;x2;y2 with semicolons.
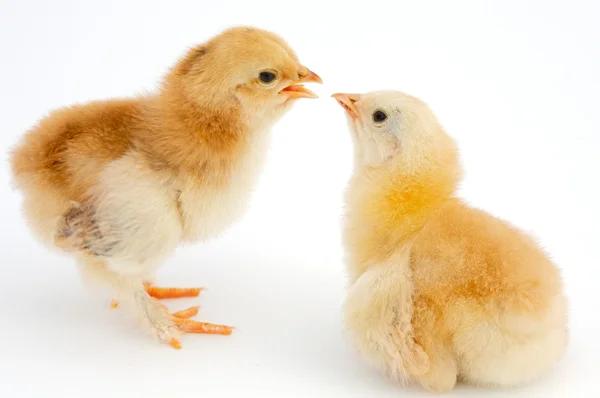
55;203;119;257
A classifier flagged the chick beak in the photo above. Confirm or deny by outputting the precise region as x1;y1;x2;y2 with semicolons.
331;93;361;119
280;68;323;99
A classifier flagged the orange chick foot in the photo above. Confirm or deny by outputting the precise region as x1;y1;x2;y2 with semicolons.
110;282;234;348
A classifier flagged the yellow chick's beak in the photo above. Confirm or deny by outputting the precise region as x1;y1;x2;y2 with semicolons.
280;68;323;99
331;93;361;120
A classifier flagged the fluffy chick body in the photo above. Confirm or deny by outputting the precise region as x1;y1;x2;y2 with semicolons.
10;27;321;346
12;97;265;269
336;91;567;392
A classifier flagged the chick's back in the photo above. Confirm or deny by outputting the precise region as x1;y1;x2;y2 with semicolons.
411;199;563;324
11;99;146;201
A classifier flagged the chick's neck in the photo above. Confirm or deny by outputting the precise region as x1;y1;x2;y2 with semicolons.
145;78;253;180
344;156;461;280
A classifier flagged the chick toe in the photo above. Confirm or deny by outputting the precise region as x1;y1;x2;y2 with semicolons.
173;318;234;335
172;306;200;319
144;283;203;300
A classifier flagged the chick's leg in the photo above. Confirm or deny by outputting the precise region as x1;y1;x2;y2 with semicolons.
129;285;234;349
83;261;233;348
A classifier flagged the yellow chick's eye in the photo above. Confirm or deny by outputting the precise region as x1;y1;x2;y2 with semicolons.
258;71;277;84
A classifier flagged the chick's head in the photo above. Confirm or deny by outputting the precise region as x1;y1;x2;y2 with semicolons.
332;91;460;174
169;26;322;128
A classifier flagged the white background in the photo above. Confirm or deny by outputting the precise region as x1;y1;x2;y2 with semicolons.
1;0;599;397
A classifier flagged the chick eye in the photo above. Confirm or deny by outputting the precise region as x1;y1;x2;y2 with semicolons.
259;71;277;84
372;110;388;124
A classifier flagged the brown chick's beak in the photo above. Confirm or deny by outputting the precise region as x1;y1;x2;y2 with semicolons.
280;69;322;99
331;93;360;119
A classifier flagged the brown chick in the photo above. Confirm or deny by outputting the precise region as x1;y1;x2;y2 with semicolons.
10;26;322;349
332;91;567;392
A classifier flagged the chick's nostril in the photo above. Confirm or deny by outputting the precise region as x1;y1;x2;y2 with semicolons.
348;94;361;103
297;66;308;79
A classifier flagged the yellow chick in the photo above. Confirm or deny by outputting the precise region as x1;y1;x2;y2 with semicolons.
332;91;567;392
9;26;322;349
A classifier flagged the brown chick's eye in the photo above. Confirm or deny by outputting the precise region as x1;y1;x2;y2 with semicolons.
259;71;276;84
373;110;388;124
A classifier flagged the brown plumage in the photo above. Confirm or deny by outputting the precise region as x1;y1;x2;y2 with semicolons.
10;26;322;348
